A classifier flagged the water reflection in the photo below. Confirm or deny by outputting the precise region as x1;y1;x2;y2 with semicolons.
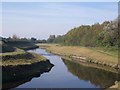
62;59;119;88
2;60;53;90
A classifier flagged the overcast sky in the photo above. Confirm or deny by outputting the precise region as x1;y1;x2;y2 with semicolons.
1;2;118;39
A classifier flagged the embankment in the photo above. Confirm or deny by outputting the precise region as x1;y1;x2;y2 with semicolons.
6;40;39;50
38;44;119;72
1;50;53;66
1;40;39;53
2;60;54;89
1;50;54;89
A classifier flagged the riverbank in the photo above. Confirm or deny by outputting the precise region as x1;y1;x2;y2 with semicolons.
1;45;54;89
2;58;54;89
6;40;39;51
1;39;39;53
1;50;50;66
38;44;119;72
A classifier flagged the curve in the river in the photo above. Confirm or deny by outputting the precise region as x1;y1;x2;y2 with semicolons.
16;48;118;88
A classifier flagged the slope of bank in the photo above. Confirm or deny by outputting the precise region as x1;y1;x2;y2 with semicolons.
2;49;54;89
7;40;38;50
1;50;50;66
38;44;119;71
1;38;39;53
5;40;39;51
1;38;47;66
0;40;16;53
3;60;53;90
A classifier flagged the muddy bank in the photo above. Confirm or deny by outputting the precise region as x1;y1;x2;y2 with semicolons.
2;60;54;90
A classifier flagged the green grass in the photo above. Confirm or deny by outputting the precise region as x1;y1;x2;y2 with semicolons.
89;47;118;57
1;40;38;53
1;50;25;57
0;40;46;66
7;41;38;50
1;51;46;66
0;41;16;53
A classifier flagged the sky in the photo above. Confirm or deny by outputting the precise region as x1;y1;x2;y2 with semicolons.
1;2;118;39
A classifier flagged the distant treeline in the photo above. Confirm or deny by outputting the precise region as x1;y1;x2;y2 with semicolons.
2;35;47;43
47;18;119;48
0;36;41;53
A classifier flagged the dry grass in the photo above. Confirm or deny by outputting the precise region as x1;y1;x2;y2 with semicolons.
38;44;118;64
109;81;120;89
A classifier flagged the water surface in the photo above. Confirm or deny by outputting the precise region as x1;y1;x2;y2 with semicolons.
16;48;118;88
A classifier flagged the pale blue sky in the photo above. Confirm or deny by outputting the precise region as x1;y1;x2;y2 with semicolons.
1;2;118;39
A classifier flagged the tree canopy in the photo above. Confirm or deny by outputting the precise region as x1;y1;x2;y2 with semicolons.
48;18;119;48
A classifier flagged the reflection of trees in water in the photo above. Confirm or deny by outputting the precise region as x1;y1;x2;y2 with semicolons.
63;59;119;88
2;60;54;89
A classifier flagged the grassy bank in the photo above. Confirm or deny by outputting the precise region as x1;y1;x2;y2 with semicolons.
0;41;15;53
1;41;54;89
2;57;54;89
38;44;119;70
1;50;47;66
6;40;39;51
1;39;46;66
1;39;39;53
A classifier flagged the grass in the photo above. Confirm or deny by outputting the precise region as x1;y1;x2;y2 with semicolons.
1;40;39;53
38;44;118;64
1;51;46;66
1;41;46;66
1;50;25;56
0;41;16;53
89;47;118;57
7;41;39;50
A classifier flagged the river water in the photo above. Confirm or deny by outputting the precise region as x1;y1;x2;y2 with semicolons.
14;48;118;89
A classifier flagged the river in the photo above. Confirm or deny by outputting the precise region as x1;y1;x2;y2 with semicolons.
3;48;119;89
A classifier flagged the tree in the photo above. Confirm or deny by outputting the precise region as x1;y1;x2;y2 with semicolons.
50;18;118;48
12;34;19;40
47;35;56;43
31;37;37;42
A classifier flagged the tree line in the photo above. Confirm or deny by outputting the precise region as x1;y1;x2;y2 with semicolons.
47;18;119;48
1;35;47;43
